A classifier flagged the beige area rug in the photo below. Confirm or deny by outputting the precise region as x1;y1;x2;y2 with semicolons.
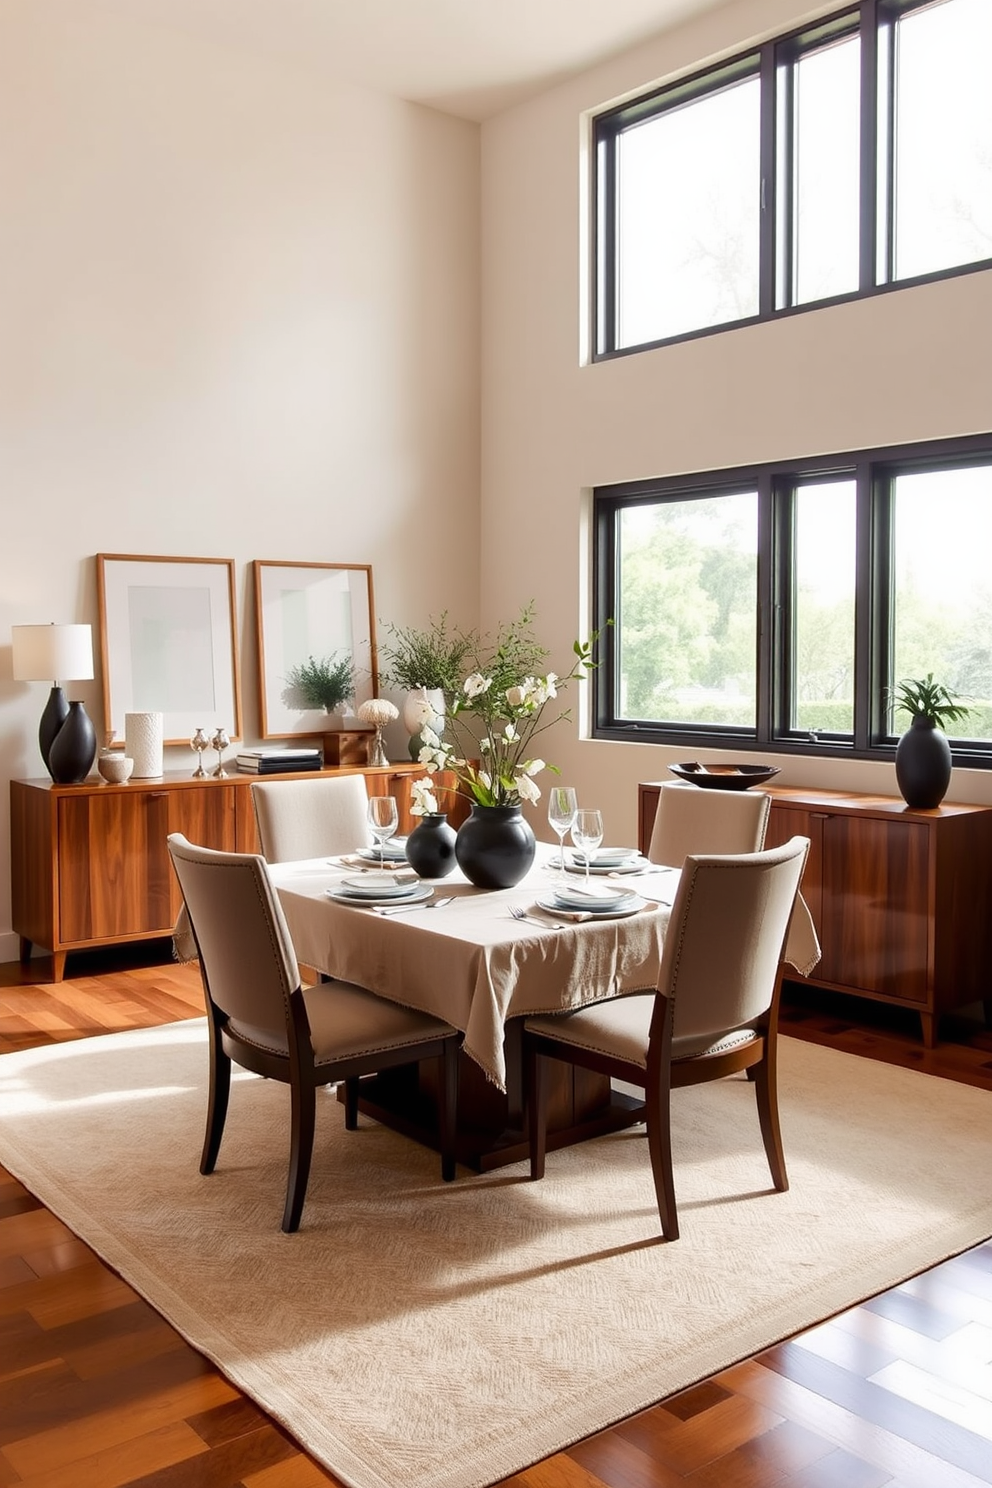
1;1022;991;1488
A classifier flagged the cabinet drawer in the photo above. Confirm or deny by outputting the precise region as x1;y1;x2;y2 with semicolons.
59;791;174;941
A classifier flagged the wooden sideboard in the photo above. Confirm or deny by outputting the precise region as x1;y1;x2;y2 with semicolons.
11;763;451;981
638;781;992;1047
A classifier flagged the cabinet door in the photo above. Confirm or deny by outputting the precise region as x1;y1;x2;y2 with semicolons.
820;814;930;1002
764;803;825;935
59;790;175;942
166;786;239;917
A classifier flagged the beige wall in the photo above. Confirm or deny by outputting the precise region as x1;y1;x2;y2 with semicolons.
0;4;480;956
480;0;992;845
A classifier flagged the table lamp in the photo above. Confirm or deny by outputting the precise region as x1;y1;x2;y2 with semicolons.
12;623;97;782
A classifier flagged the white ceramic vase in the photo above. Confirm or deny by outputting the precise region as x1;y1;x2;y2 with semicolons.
125;711;164;778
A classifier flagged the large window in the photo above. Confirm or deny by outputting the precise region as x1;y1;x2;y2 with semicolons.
593;436;992;763
596;0;992;356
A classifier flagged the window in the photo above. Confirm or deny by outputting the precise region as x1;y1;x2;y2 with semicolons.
593;435;992;763
596;0;992;355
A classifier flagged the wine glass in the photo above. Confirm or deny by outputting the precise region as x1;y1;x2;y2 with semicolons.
571;808;604;888
367;795;399;870
547;786;578;883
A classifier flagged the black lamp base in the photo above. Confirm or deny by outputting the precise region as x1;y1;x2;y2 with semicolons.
48;700;98;784
39;685;69;772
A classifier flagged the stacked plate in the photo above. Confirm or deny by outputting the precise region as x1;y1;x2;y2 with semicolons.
356;838;409;864
557;845;647;875
538;880;646;919
327;872;433;908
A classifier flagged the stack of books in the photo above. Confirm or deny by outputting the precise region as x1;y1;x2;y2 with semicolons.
235;747;323;775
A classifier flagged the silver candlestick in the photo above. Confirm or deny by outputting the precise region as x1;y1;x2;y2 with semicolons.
210;727;230;778
190;727;209;778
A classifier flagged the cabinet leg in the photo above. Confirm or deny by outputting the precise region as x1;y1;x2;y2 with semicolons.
919;1010;937;1048
19;936;33;965
51;951;67;984
983;999;992;1031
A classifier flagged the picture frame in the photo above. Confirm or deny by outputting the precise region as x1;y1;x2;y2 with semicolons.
253;561;378;739
96;554;242;746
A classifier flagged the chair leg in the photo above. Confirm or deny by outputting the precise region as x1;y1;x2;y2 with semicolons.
200;1033;231;1176
753;1052;789;1192
438;1037;460;1182
344;1077;360;1130
283;1081;317;1233
525;1042;548;1180
644;1079;678;1241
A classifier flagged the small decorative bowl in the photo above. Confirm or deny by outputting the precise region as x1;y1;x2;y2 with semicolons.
668;762;780;791
98;754;134;785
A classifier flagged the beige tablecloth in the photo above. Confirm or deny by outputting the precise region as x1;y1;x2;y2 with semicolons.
271;853;673;1090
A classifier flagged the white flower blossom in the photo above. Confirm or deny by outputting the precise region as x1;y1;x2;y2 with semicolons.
503;723;519;743
522;757;545;776
515;772;541;803
477;769;492;791
505;685;526;708
420;723;441;748
410;778;439;816
463;673;492;699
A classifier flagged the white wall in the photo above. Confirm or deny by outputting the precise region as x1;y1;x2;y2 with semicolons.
0;3;480;956
481;0;992;846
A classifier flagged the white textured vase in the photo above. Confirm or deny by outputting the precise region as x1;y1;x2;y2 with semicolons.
125;711;164;778
402;687;445;737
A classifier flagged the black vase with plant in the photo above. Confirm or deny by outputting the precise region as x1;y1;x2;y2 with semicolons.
889;674;970;809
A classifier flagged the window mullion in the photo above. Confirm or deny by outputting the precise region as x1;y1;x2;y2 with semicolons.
854;460;883;749
759;44;778;317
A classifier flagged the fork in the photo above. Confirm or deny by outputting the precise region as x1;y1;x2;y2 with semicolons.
508;906;564;930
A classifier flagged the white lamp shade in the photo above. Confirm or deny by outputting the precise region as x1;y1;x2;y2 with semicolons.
12;623;94;683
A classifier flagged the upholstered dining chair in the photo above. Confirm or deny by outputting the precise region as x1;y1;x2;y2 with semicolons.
251;774;371;863
167;833;461;1232
647;780;771;867
524;836;810;1242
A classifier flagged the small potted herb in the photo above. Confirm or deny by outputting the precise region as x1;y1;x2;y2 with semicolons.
888;673;970;809
379;612;476;758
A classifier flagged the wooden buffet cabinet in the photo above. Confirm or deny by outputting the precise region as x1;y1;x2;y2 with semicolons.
11;763;438;981
638;781;992;1047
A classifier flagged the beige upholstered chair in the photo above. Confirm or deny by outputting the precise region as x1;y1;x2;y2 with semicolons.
168;833;460;1232
648;781;771;867
524;836;810;1241
251;775;371;863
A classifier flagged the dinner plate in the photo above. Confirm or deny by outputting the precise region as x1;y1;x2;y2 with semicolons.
356;840;408;863
552;884;636;911
327;883;434;908
339;873;422;899
537;894;647;920
552;852;648;875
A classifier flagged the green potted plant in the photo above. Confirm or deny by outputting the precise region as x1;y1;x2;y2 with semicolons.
379;612;476;758
284;653;357;715
888;673;970;808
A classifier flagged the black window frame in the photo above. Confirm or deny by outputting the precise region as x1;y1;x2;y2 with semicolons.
592;432;992;769
594;0;992;359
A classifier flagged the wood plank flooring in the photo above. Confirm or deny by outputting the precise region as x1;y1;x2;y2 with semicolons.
1;948;990;1487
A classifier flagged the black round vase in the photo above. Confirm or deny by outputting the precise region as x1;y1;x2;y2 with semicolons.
454;804;536;889
405;813;457;878
48;700;98;784
895;715;952;809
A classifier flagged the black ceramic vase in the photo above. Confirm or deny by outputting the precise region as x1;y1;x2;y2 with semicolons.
48;700;98;785
895;715;952;809
455;803;536;889
38;685;70;771
405;813;457;878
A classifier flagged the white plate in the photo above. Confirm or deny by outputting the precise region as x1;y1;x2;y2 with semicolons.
339;873;420;899
356;842;408;863
553;889;634;912
552;854;648;876
327;883;434;908
536;894;647;920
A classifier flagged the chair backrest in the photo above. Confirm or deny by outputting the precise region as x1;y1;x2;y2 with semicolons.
251;775;370;863
648;782;771;868
658;836;809;1044
167;834;300;1040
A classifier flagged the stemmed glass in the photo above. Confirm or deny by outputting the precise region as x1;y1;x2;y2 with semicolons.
367;796;399;870
571;808;604;888
548;786;578;884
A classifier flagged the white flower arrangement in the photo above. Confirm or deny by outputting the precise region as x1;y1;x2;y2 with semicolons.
357;698;399;728
411;606;601;811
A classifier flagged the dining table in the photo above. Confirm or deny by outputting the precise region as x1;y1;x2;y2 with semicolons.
270;844;679;1168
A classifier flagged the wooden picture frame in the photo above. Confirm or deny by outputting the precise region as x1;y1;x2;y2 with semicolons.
96;554;242;746
253;561;378;739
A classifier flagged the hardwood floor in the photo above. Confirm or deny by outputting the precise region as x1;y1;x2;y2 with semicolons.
2;948;991;1487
